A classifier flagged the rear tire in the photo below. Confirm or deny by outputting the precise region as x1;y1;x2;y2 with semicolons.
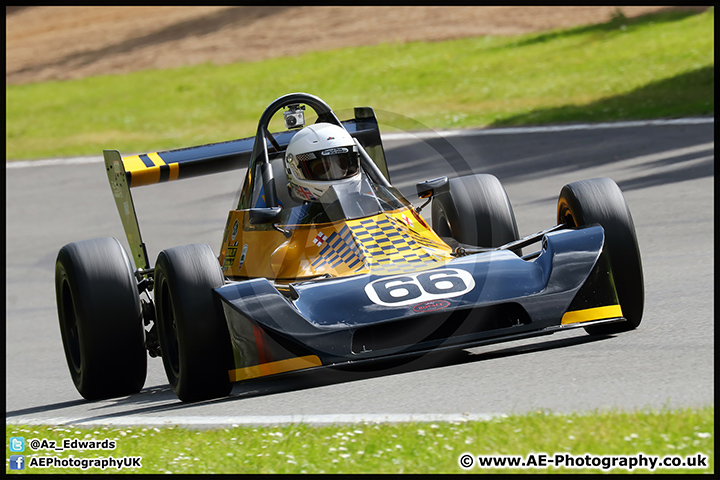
55;238;147;400
154;244;234;402
557;178;644;335
432;173;519;248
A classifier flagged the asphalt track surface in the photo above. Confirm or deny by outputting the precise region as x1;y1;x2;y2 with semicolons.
6;118;714;427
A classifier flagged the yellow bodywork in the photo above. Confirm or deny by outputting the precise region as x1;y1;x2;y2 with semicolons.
218;206;454;281
561;304;623;325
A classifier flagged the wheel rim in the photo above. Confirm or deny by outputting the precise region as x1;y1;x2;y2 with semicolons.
558;200;577;227
436;214;452;238
60;279;82;374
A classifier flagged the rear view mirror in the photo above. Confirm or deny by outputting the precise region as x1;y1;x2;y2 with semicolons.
248;206;282;225
416;176;449;199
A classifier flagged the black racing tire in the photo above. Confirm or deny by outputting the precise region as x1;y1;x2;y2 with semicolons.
154;244;234;402
557;178;644;335
431;174;519;248
55;237;147;400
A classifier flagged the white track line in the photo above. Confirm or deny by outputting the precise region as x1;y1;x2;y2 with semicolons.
381;117;715;141
7;156;105;169
7;117;713;169
7;413;502;428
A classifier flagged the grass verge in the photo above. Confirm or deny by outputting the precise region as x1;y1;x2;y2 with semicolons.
6;406;714;474
5;8;713;160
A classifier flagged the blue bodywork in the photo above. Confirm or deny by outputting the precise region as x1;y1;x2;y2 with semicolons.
216;225;622;370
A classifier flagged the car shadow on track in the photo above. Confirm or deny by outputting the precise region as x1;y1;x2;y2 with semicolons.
229;332;615;399
6;332;616;424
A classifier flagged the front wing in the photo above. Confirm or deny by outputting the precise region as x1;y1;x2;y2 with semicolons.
215;225;624;382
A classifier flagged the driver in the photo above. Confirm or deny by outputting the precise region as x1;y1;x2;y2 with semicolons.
284;123;361;202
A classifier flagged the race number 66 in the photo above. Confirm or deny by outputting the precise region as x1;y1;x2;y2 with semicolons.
364;269;475;307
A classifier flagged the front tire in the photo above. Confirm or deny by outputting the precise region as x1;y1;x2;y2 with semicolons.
432;173;519;248
55;237;147;400
154;244;234;402
557;178;644;335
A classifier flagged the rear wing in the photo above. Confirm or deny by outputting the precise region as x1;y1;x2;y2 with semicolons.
104;107;389;271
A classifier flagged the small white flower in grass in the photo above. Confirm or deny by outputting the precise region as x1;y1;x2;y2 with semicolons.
354;430;364;435
568;435;575;440
339;447;348;451
329;447;337;452
417;429;426;436
696;432;711;439
340;453;351;459
430;424;439;429
226;453;234;457
395;444;402;450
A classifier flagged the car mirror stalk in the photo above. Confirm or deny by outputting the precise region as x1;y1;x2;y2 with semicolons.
415;176;448;213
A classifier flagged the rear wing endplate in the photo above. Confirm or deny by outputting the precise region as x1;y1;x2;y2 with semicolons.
104;150;150;270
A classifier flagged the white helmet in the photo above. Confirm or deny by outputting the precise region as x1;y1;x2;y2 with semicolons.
285;123;360;202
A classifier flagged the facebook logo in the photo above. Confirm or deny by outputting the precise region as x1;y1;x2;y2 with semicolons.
9;455;25;470
9;436;25;452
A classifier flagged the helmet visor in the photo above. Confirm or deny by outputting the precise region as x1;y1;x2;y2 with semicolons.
298;147;359;181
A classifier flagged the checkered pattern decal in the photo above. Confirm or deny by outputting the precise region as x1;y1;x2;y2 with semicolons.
310;211;451;276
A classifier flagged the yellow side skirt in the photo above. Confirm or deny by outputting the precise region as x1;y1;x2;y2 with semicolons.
561;305;623;325
228;355;322;383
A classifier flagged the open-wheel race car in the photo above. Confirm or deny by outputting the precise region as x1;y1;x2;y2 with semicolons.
55;93;644;402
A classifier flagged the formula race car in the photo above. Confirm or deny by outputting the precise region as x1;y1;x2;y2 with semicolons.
55;93;644;402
